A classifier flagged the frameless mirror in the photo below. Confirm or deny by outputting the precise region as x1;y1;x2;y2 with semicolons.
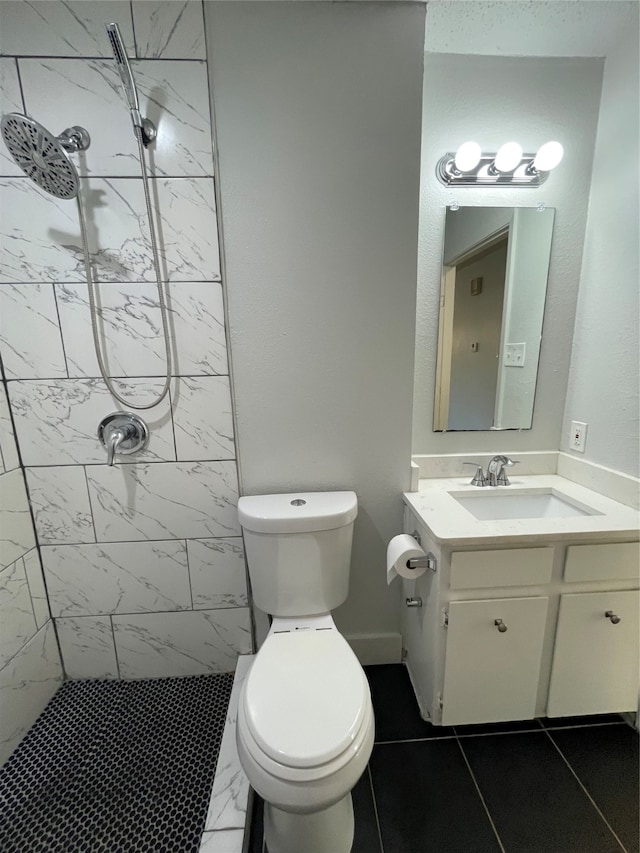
433;206;555;432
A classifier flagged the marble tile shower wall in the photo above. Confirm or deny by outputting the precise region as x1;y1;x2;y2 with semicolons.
0;1;252;682
0;378;63;764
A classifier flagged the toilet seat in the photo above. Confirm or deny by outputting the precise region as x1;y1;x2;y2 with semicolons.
241;628;371;779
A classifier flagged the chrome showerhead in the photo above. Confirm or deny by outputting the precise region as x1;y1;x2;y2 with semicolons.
106;22;156;147
0;113;90;199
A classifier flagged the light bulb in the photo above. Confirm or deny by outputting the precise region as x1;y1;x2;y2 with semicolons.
494;141;523;173
454;141;481;173
533;141;564;171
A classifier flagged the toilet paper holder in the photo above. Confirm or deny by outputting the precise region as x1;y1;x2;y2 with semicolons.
408;532;437;573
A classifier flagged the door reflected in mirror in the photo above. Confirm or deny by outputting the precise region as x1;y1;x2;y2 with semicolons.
434;206;555;432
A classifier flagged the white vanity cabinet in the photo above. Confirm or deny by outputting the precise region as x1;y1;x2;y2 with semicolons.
441;596;549;725
402;504;639;726
547;590;639;717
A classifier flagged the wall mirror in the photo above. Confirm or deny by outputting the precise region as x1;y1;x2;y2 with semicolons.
433;206;555;432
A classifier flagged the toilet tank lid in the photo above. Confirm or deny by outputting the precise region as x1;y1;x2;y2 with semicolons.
238;491;357;533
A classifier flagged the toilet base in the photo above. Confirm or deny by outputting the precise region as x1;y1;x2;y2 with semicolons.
264;793;354;853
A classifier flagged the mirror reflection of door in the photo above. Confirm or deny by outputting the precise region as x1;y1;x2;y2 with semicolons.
450;239;507;429
434;234;508;430
433;207;555;432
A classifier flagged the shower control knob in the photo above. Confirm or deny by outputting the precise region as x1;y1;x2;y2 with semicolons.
604;611;621;624
494;618;508;633
98;412;149;466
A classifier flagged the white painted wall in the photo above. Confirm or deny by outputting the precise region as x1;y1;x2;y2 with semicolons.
205;2;425;647
561;24;640;478
413;54;603;454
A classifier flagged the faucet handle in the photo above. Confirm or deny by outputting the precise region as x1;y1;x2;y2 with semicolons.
98;412;149;466
496;457;519;486
462;462;488;487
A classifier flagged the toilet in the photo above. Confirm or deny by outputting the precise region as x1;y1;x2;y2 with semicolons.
236;491;375;853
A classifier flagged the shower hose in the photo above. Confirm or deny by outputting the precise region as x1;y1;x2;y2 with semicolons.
76;126;172;410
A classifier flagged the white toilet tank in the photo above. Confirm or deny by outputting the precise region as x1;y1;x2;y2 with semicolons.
237;491;358;618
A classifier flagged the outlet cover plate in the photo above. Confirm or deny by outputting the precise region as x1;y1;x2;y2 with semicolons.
505;342;526;367
570;420;587;453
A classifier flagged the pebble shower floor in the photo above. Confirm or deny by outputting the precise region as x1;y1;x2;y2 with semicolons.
0;674;234;852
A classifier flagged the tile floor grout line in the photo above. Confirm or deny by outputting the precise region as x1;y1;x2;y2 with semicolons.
374;735;458;745
455;734;508;853
542;728;630;853
367;764;386;853
455;727;544;739
540;721;626;732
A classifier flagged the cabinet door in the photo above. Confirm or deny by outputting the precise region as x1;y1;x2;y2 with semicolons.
547;590;639;717
441;597;549;725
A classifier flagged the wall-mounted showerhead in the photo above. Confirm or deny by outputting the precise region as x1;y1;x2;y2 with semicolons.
0;113;90;199
106;22;156;147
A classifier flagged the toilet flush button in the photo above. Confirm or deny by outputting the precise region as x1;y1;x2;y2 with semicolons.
290;499;307;506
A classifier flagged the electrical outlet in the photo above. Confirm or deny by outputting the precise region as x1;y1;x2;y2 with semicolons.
570;421;587;453
504;342;526;367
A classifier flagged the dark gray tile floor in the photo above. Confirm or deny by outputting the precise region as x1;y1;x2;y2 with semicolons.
249;664;639;853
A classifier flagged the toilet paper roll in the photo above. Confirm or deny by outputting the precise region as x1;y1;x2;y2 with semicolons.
386;534;428;585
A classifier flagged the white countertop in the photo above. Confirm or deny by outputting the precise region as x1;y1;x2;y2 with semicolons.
404;475;640;546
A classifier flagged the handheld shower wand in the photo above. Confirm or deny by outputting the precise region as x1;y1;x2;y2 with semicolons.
106;23;156;146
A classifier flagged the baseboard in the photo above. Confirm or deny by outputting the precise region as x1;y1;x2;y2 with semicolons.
345;632;403;665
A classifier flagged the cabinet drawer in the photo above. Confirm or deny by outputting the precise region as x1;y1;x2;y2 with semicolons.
564;542;640;582
442;596;549;725
547;590;639;716
450;548;553;590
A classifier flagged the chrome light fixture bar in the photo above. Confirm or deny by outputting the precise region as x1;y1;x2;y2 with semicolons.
437;140;564;188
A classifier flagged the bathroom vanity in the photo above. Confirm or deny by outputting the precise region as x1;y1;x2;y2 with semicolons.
401;475;639;726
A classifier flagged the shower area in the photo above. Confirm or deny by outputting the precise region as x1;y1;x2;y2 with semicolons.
0;0;251;848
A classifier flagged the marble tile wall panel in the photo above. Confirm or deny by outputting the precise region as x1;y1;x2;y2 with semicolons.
0;383;20;472
199;830;245;853
0;556;38;668
0;621;63;766
8;378;175;465
56;282;228;378
0;1;250;685
168;283;228;375
132;1;206;60
205;655;252;834
112;608;252;679
0;284;67;379
0;468;36;569
0;177;220;284
55;615;119;679
19;58;213;177
26;466;95;545
0;58;24;176
0;1;135;58
173;376;235;461
23;548;51;628
42;540;191;617
188;539;248;610
87;461;241;542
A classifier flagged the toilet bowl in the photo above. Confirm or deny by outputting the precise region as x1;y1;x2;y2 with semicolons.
235;491;374;853
237;615;374;808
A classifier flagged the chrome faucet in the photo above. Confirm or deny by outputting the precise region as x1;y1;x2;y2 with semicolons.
486;455;518;486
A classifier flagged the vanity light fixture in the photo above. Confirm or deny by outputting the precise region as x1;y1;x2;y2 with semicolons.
437;140;564;187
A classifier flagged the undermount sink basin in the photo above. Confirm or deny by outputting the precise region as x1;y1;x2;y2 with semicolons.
451;488;600;521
